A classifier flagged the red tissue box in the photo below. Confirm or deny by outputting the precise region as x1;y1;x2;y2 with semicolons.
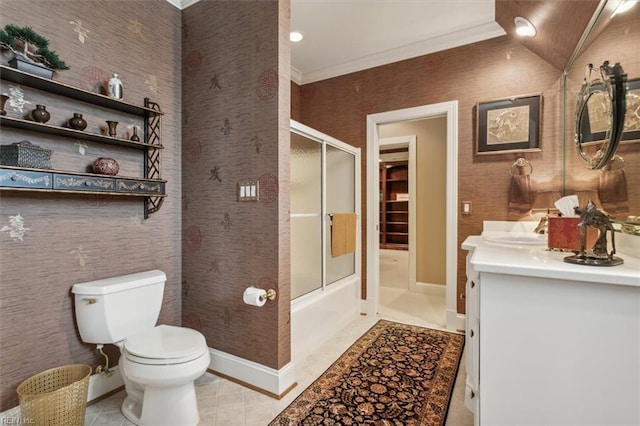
547;217;599;251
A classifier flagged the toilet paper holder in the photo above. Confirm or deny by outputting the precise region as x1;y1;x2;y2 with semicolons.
260;288;277;302
260;288;276;302
243;286;277;306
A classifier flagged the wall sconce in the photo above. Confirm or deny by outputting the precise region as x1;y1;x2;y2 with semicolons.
514;16;537;37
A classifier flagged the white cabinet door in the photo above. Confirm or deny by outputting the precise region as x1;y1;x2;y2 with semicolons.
464;253;480;417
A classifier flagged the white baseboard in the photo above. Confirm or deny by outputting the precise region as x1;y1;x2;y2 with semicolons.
413;281;447;296
88;367;124;403
208;348;296;397
447;309;466;331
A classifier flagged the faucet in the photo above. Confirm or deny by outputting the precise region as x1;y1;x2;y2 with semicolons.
534;216;548;234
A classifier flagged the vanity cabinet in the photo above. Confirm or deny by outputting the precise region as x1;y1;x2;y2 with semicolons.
0;65;165;218
462;236;640;426
463;251;480;426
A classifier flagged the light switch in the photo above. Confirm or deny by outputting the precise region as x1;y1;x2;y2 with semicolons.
237;181;259;201
462;201;472;215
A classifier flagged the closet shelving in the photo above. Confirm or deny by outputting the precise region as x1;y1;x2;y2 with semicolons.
379;161;408;250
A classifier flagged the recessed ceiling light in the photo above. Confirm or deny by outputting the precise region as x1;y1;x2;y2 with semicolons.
514;16;537;37
612;0;637;16
290;32;303;43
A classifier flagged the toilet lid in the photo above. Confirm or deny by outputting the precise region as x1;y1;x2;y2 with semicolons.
124;324;207;364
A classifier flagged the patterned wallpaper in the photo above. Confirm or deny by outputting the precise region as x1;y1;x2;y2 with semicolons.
0;0;182;411
297;36;564;313
181;0;291;370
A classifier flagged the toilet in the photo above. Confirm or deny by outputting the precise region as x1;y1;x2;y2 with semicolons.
72;270;210;426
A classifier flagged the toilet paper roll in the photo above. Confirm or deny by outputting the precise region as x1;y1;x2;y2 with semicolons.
243;286;267;307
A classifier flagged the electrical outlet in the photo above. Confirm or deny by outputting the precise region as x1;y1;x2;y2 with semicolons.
238;181;259;201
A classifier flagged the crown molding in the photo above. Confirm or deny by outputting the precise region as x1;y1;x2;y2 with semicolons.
166;0;200;10
181;0;201;9
165;0;182;9
297;21;505;85
290;66;302;86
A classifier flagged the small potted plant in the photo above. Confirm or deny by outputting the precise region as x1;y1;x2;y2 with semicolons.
0;24;69;78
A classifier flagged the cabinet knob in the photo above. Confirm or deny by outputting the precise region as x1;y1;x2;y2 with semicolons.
11;174;18;181
470;329;475;338
471;280;475;288
471;390;476;399
84;181;90;186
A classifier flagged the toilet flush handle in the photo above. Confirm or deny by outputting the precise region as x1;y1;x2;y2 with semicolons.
82;298;98;304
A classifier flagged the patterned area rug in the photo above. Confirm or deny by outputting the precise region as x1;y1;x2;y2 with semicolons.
270;320;465;426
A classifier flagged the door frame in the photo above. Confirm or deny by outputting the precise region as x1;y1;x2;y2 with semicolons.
365;100;461;331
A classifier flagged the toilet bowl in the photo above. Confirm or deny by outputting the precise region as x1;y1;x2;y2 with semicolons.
119;325;210;425
72;270;210;426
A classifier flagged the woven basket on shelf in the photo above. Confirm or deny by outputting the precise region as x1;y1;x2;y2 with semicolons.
0;140;52;169
16;364;92;426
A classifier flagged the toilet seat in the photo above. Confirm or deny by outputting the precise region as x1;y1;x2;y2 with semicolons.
124;324;208;365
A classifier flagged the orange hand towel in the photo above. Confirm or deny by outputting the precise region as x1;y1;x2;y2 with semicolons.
330;213;357;257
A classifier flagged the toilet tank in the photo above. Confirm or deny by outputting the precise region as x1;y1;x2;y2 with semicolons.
72;270;166;344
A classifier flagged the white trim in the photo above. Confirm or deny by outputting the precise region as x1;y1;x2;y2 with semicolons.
366;101;458;331
165;0;183;9
298;22;504;85
179;0;200;10
209;348;296;396
413;281;447;297
291;66;303;86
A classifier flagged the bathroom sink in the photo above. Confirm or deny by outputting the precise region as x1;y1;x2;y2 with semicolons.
481;231;548;246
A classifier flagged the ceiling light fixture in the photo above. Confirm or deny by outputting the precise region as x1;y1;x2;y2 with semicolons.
612;0;637;16
514;16;537;37
290;32;303;43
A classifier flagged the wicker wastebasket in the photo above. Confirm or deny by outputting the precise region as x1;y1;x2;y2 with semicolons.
16;364;92;426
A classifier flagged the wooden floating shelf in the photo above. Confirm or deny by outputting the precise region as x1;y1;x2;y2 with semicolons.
0;65;162;117
1;116;163;150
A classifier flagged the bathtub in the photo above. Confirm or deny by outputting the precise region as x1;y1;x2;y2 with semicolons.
290;274;361;362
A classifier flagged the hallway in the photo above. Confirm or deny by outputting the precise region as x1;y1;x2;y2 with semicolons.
378;249;446;328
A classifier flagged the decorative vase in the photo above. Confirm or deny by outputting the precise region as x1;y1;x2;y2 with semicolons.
31;104;50;123
108;74;123;99
130;126;140;142
68;113;87;131
106;120;118;137
93;157;119;176
0;94;9;116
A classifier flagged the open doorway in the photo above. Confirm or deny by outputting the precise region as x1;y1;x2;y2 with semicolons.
366;101;462;331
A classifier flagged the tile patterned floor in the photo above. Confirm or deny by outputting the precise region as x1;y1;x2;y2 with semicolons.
82;316;379;426
6;250;471;426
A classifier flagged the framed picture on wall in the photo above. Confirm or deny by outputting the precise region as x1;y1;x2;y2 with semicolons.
579;78;640;144
475;93;543;155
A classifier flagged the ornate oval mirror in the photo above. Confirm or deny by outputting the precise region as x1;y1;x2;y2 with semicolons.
575;61;627;169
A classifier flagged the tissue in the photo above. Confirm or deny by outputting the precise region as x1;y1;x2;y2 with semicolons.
243;286;266;307
554;195;579;217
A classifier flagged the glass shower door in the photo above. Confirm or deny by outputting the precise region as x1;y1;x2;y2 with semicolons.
326;144;356;284
290;131;322;299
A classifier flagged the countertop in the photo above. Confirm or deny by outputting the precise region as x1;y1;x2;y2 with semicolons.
463;235;640;288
